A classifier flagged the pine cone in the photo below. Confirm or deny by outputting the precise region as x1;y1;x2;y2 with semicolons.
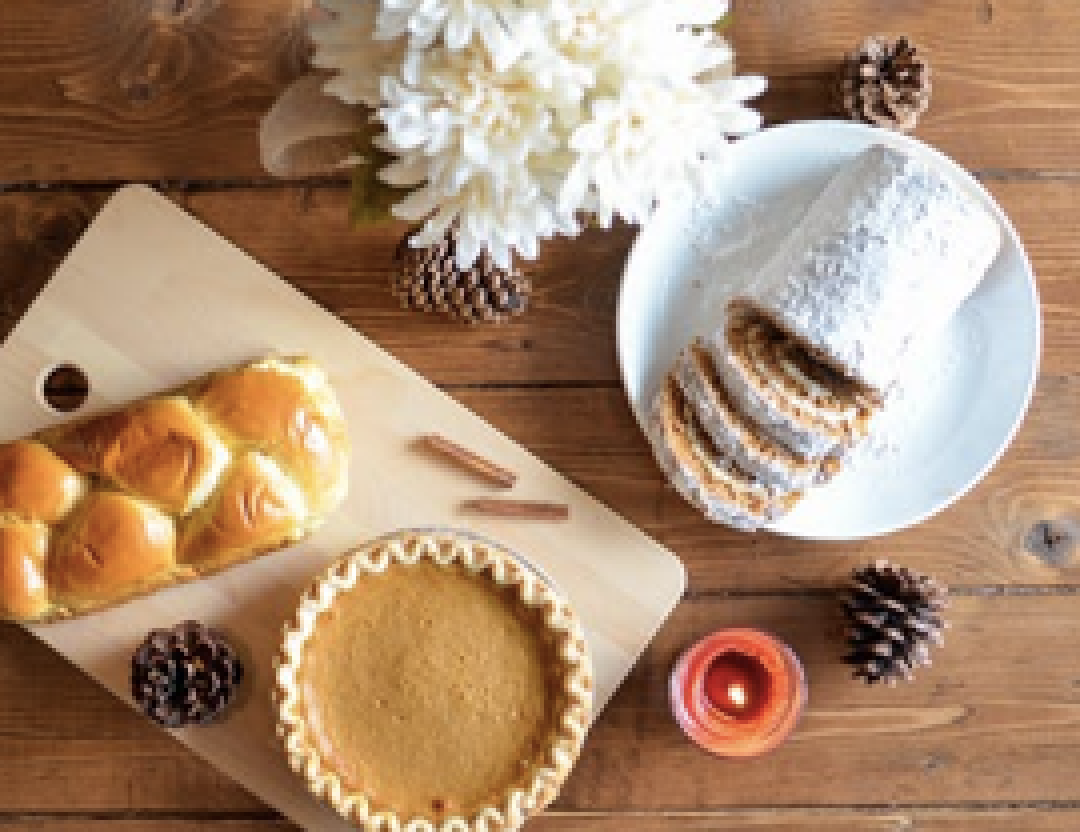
837;36;931;132
843;560;948;685
131;621;245;727
392;229;531;324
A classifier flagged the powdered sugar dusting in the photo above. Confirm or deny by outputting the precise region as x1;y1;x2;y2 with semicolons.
849;313;986;472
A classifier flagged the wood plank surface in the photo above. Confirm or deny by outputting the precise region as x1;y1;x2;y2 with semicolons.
738;2;1080;172
4;0;1080;827
0;178;1073;386
1;1;1080;182
9;810;1080;831
0;183;684;831
1;183;1077;591
10;593;1080;813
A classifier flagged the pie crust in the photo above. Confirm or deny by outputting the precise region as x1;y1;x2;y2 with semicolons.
275;530;593;831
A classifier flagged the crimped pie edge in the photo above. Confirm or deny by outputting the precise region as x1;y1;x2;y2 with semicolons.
274;529;594;832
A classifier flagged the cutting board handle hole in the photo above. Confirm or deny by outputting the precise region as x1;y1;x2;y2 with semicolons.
39;363;90;414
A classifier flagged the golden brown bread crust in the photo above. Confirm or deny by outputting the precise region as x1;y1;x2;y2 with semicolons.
48;493;182;605
0;356;349;623
0;521;50;620
49;398;229;516
196;367;347;516
179;451;308;572
0;441;84;525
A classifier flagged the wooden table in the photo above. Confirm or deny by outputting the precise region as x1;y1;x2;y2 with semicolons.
2;1;1079;830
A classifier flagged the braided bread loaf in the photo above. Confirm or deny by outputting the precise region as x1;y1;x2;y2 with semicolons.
0;356;349;623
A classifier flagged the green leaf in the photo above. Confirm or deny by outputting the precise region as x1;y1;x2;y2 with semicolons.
711;12;733;32
688;12;732;37
349;119;407;226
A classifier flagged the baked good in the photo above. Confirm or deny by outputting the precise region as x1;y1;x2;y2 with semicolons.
275;530;593;831
733;143;1001;393
704;307;877;461
672;341;826;492
646;144;999;531
0;356;349;622
646;376;801;531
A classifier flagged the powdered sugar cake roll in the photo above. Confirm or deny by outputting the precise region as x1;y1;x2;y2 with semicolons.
672;341;826;492
704;309;876;462
733;144;1002;393
645;378;799;531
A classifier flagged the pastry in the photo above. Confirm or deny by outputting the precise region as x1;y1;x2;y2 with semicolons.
704;308;877;462
0;356;349;622
646;377;800;531
672;340;826;492
733;143;1001;393
646;144;1000;531
275;530;593;831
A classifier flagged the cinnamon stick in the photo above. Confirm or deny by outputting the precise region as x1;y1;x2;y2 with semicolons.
460;498;570;522
418;434;517;489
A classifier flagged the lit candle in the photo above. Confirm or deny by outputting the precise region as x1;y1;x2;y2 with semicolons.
670;629;806;757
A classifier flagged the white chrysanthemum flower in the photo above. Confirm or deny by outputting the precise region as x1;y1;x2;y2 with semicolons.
377;42;586;267
548;0;731;79
311;0;407;108
559;75;767;227
303;0;763;268
375;0;546;70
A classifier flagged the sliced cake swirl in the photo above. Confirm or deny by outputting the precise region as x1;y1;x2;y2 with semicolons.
705;306;878;462
672;341;827;493
646;376;802;531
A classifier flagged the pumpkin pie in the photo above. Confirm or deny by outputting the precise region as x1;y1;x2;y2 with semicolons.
275;530;593;831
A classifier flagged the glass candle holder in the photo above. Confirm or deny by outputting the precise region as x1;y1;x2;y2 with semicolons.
670;629;807;757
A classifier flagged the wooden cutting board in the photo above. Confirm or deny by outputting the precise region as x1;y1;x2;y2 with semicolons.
0;186;686;830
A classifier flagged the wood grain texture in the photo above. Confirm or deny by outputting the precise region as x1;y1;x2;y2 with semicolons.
11;593;1080;811
0;187;630;386
0;184;684;830
0;177;1072;384
9;809;1080;831
1;0;1078;825
0;181;1078;592
0;2;1078;181
459;383;1080;590
0;0;311;183
537;812;1080;831
736;2;1080;172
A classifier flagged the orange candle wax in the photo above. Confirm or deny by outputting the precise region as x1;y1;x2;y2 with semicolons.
670;629;806;757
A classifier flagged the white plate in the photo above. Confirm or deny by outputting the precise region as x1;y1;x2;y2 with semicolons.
617;121;1040;540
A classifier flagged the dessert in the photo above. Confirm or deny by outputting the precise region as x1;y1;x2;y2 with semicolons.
733;143;1001;394
672;341;826;492
646;144;1002;531
0;356;349;622
275;530;593;831
705;308;877;462
646;378;801;530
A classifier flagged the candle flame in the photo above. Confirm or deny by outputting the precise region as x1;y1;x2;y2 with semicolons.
728;683;747;709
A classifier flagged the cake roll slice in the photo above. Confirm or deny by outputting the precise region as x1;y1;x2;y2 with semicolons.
646;376;801;531
672;341;826;492
705;308;878;461
733;143;1001;393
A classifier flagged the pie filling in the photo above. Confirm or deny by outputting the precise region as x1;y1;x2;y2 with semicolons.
297;558;564;822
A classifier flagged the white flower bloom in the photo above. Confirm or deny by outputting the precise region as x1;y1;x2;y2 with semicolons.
396;169;578;267
548;0;731;80
375;0;543;70
376;41;591;267
306;0;764;268
311;0;407;108
560;75;767;227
